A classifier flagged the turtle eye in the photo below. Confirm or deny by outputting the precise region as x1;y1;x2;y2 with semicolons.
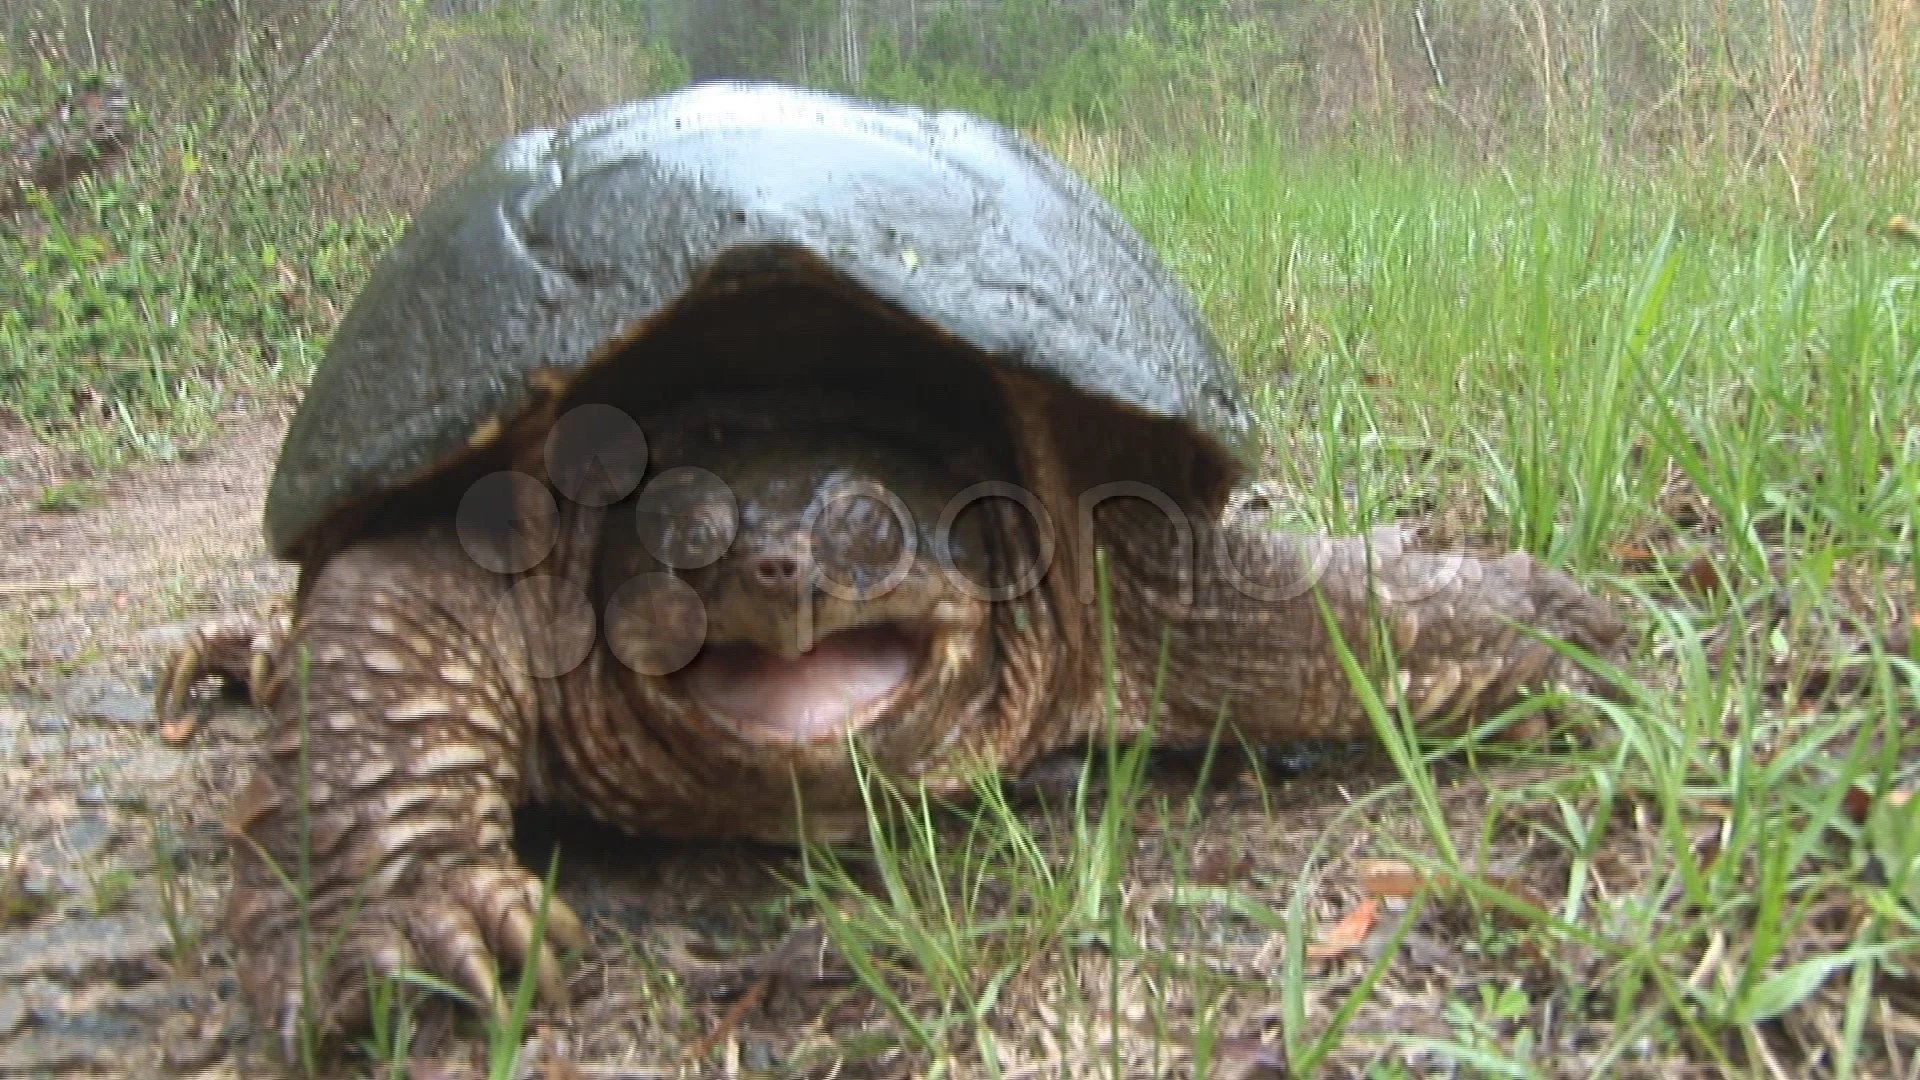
635;467;737;569
811;482;916;595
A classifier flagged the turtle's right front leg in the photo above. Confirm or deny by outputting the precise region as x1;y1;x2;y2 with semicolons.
225;529;586;1057
155;610;291;744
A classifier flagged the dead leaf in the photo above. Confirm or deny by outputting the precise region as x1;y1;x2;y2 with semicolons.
1610;541;1656;568
159;714;203;746
1888;214;1920;243
1843;785;1913;824
1843;786;1873;823
1307;896;1378;960
1679;556;1723;597
1357;859;1424;898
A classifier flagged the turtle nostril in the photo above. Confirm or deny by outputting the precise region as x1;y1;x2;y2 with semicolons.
753;555;801;588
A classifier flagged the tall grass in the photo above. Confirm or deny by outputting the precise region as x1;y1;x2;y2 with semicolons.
1076;138;1919;575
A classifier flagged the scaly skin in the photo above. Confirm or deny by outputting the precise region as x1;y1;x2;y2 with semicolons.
220;530;586;1056
166;415;1624;1053
1100;503;1623;745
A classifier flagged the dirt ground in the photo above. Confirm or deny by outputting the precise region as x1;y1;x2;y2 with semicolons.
2;406;288;1078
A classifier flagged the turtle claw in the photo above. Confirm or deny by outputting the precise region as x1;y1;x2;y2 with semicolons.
410;903;512;1020
155;614;288;744
257;920;421;1063
441;865;586;1013
239;862;586;1054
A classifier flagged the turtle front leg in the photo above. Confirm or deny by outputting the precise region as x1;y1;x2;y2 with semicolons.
224;530;586;1057
1099;504;1626;745
155;611;290;744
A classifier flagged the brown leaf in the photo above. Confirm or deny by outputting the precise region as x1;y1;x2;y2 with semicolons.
1307;896;1378;960
1610;541;1656;568
1842;785;1873;823
1888;214;1920;244
1357;858;1424;898
1679;556;1723;597
1844;785;1913;824
158;715;203;746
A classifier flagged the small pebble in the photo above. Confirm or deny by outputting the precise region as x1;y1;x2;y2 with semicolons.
75;785;105;808
29;714;67;734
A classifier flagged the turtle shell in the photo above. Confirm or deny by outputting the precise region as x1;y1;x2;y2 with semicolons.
264;82;1254;562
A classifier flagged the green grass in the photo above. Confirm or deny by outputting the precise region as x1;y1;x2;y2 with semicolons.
1;60;400;470
1095;141;1919;564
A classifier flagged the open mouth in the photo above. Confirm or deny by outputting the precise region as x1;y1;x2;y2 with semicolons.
679;623;928;742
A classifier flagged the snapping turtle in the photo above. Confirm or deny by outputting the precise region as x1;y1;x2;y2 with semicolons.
156;83;1622;1047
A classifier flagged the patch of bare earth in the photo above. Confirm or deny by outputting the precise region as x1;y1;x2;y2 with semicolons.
1;407;292;1078
0;412;1908;1078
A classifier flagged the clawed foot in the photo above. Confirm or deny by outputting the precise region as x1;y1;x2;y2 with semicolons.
155;613;287;744
1393;551;1629;732
1493;551;1629;686
234;861;588;1059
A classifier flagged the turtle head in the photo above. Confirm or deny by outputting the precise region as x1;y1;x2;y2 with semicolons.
599;412;997;750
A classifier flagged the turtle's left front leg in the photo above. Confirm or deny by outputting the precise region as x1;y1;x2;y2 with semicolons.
1098;504;1627;745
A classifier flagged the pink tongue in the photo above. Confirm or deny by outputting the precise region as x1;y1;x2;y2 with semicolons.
683;626;918;738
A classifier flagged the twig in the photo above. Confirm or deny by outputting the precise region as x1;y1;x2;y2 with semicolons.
681;973;770;1064
1415;4;1446;92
